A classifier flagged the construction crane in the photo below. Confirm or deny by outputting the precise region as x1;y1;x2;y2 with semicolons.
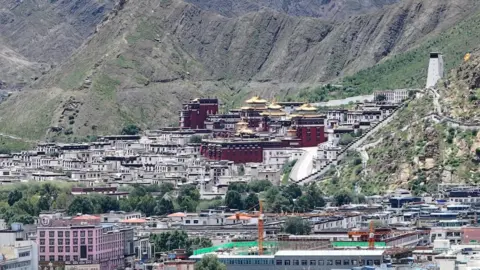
235;200;264;255
368;220;375;250
258;200;264;255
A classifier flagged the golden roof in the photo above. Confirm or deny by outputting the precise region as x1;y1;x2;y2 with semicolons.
240;106;254;110
260;111;286;116
297;103;318;111
267;103;282;110
246;96;267;104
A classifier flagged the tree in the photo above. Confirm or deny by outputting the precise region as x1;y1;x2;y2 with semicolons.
339;133;355;146
119;199;133;212
10;214;35;224
195;255;226;270
121;124;140;135
334;189;354;206
90;194;120;214
282;183;302;199
189;135;202;144
264;186;280;205
225;191;243;210
7;190;22;206
271;194;292;213
282;217;311;235
294;195;311;213
53;193;70;209
305;183;326;209
179;196;198;212
130;185;147;198
13;198;38;216
67;196;94;215
155;198;174;216
248;180;272;193
178;185;200;204
243;193;259;211
227;182;248;193
137;195;157;216
38;196;51;212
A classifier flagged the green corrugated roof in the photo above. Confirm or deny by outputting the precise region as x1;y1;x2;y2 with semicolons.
332;241;386;247
193;241;278;255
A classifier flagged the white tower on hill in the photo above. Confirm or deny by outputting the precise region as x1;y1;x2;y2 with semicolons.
426;52;444;88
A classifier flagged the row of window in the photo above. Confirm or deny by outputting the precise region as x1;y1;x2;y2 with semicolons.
40;230;93;238
276;259;380;266
40;238;94;246
18;252;30;257
40;245;94;253
3;260;31;269
40;255;92;262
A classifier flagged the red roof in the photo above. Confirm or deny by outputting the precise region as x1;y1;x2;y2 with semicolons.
167;212;186;218
73;215;100;220
120;218;146;223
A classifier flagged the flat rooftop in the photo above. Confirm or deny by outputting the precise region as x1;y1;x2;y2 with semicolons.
275;250;385;257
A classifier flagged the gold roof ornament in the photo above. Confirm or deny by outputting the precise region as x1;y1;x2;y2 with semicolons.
297;103;318;112
246;96;267;104
267;103;282;110
464;53;471;62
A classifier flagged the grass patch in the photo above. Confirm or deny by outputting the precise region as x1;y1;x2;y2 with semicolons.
0;137;33;153
92;74;120;100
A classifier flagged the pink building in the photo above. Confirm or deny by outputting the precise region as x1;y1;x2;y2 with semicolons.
37;214;134;270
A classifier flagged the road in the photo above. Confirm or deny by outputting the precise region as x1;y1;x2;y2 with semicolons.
289;147;317;182
313;95;374;107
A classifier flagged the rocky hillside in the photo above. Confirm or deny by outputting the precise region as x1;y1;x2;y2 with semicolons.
0;0;115;89
0;0;479;141
184;0;400;19
325;52;480;196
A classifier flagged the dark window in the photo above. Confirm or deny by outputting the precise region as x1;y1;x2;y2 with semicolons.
73;246;78;252
58;239;63;245
344;259;350;265
66;239;70;245
88;255;93;261
310;260;316;265
66;255;70;261
327;260;333;265
40;246;45;252
40;256;45;261
40;231;45;237
49;247;54;252
73;239;78;245
73;231;78;237
319;260;324;265
88;238;93;245
335;260;342;265
80;246;87;259
81;238;85;245
88;231;93;237
293;260;299;265
49;239;54;245
284;260;290;265
352;260;358;265
58;246;63;252
374;260;381;265
367;260;373;265
65;231;70;237
58;255;63;261
49;255;54;262
301;260;307;265
88;246;93;252
73;255;79;261
276;260;282;265
58;231;63;237
49;231;54;238
66;246;70;252
80;231;85;237
40;239;45;245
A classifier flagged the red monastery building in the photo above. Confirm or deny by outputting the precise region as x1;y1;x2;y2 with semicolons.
179;98;218;129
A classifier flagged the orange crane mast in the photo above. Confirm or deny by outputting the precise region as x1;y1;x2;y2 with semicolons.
258;200;264;255
368;220;375;250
